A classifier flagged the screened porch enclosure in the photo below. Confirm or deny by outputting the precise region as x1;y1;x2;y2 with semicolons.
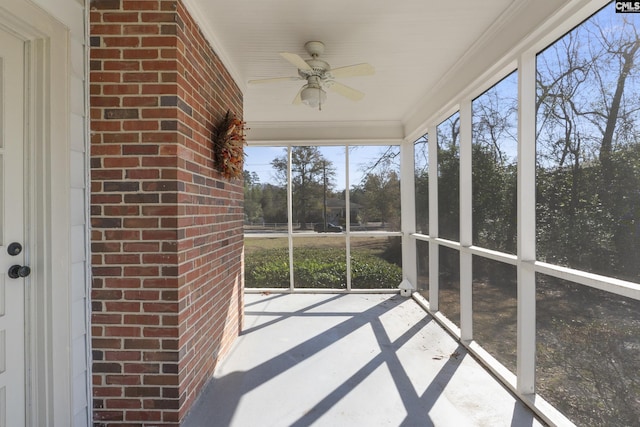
242;3;640;426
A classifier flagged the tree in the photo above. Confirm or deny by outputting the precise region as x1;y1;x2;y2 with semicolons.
536;10;640;278
415;136;429;234
437;113;460;242
272;147;335;230
260;184;288;224
352;170;400;228
472;74;518;254
243;170;263;223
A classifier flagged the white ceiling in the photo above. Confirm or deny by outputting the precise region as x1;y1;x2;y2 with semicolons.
183;0;569;141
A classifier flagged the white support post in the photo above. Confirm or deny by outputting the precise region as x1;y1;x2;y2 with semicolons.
345;145;352;291
428;125;439;310
517;52;537;395
400;139;417;293
459;101;473;342
287;146;295;291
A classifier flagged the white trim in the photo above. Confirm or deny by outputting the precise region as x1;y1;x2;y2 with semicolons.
345;146;352;292
244;288;399;295
427;125;439;310
247;120;405;146
246;231;403;239
459;100;473;341
287;146;294;291
82;0;93;423
400;139;416;290
534;261;640;301
516;49;537;396
0;2;73;425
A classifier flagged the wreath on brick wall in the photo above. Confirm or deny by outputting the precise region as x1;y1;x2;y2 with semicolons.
212;110;247;179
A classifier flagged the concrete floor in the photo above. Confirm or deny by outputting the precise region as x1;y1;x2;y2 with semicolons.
183;293;545;427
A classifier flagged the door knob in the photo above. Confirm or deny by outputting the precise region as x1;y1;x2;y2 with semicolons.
8;265;31;279
7;242;22;256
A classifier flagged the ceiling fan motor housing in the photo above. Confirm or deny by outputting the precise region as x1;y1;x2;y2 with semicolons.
298;58;330;80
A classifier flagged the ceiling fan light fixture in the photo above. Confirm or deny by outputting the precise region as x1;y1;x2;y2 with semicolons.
300;84;326;110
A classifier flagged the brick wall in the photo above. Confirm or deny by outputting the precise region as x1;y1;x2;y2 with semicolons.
89;0;244;425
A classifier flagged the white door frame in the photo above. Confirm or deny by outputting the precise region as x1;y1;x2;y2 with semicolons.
0;1;72;425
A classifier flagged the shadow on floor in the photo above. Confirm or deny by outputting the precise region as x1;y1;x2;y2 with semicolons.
183;294;542;427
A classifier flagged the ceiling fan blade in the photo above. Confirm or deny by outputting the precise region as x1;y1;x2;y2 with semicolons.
280;52;312;71
330;63;375;78
328;81;365;101
292;87;303;105
248;76;301;84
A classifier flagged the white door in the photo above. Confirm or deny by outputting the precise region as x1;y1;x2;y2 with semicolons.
0;26;26;427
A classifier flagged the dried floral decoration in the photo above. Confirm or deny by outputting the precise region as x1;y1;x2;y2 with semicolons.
212;110;247;179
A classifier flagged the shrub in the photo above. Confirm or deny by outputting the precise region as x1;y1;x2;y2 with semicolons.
245;247;401;289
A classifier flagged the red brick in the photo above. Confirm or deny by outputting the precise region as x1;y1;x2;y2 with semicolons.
105;399;142;409
102;132;139;143
126;410;163;422
140;13;175;23
122;96;158;107
141;60;176;71
105;375;141;385
124;169;160;180
92;387;123;398
104;230;141;240
124;314;160;326
141;84;177;95
123;338;160;349
92;170;123;181
122;72;159;83
103;12;140;23
103;157;140;168
103;84;140;95
104;303;142;314
91;25;122;36
123;363;159;374
123;290;160;300
123;241;159;252
142;303;176;313
123;24;160;34
123;49;159;59
122;120;159;131
90;3;243;425
103;36;140;47
123;266;159;276
103;60;140;71
105;254;141;264
91;48;121;59
123;218;159;228
123;1;160;11
91;72;121;83
104;279;142;291
105;351;142;362
124;387;161;397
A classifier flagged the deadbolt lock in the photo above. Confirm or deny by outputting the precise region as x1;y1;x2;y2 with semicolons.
8;264;31;279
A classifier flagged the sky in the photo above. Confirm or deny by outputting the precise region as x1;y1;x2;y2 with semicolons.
244;145;400;191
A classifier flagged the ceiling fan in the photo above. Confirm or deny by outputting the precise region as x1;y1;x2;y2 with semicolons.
248;41;374;110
